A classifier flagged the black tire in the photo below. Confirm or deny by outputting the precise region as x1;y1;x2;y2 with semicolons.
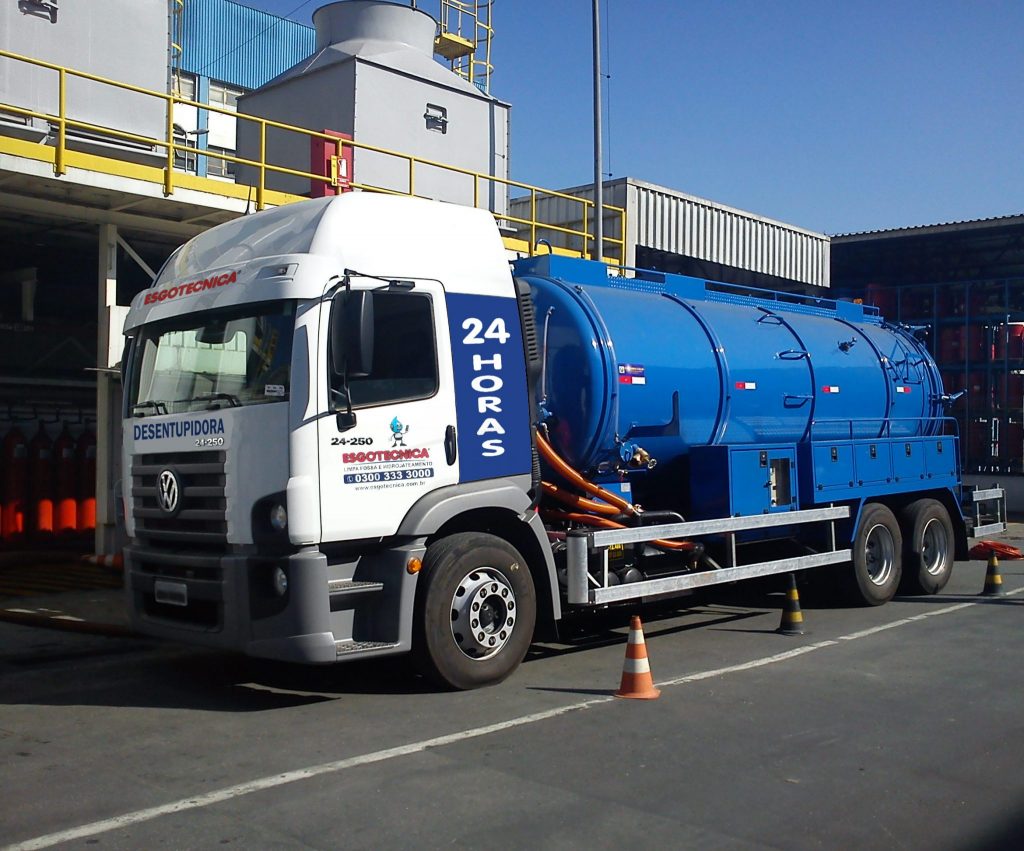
899;499;954;595
845;502;903;606
413;532;536;690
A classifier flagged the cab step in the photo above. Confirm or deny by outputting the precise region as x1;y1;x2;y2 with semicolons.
328;579;384;596
335;639;399;657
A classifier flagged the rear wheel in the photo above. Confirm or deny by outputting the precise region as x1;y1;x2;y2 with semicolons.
899;499;954;595
413;532;536;690
846;502;902;606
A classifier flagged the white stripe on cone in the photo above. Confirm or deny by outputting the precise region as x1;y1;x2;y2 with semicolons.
623;657;651;674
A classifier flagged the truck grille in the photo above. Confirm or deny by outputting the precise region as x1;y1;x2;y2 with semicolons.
132;450;228;549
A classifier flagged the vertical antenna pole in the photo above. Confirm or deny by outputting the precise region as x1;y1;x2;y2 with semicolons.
592;0;604;262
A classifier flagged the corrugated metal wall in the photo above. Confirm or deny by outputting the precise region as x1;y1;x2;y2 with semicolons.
181;0;314;89
510;178;830;288
632;181;829;288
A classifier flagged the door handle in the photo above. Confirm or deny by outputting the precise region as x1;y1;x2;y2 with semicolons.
445;425;457;466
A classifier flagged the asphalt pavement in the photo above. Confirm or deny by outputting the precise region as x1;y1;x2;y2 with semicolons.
1;532;1023;850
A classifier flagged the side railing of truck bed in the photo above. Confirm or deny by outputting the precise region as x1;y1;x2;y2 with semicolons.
565;506;850;605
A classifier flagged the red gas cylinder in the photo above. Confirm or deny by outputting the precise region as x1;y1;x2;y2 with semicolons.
965;326;988;361
865;283;897;316
967;372;988;409
76;430;97;532
939;327;959;363
1004;420;1023;465
996;324;1024;360
1008;372;1024;409
28;424;54;538
53;425;78;533
966;420;991;462
1;427;29;540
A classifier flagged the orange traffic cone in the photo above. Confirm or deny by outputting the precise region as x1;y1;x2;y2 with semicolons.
614;615;661;700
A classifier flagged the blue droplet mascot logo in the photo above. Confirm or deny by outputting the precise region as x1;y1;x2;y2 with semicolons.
390;416;409;447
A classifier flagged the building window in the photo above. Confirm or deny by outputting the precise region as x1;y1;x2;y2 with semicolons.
173;125;197;174
209;81;244;112
173;72;196;102
206;145;236;179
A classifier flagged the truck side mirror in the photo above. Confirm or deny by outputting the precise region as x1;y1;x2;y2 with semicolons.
330;289;374;378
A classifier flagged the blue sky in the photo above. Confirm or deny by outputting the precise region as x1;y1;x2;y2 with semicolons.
239;1;1022;235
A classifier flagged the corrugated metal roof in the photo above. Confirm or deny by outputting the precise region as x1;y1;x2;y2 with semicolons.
628;179;829;288
832;213;1024;242
181;0;315;90
510;177;830;288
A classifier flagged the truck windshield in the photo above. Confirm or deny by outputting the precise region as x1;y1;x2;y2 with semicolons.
129;301;295;416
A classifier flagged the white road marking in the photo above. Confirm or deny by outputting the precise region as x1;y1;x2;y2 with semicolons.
657;640;839;686
7;588;1022;851
836;602;976;641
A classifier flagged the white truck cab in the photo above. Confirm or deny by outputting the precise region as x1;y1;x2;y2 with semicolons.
122;193;555;688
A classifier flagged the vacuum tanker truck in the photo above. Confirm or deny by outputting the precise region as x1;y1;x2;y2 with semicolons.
120;192;1002;688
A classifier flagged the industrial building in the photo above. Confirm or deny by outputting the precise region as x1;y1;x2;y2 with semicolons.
0;0;1016;559
833;216;1024;481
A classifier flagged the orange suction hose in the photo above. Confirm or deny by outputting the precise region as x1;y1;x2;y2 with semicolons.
541;481;620;516
535;431;636;516
541;509;697;552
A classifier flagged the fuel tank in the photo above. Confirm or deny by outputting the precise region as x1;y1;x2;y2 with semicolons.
514;256;944;475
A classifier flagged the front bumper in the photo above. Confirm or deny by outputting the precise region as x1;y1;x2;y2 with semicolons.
125;545;340;663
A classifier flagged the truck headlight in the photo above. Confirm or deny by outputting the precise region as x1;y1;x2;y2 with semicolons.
272;566;288;596
269;503;288;531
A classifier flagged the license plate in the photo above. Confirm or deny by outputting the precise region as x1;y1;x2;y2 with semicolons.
154;580;188;607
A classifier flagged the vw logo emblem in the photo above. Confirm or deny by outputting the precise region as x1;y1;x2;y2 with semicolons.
157;469;180;514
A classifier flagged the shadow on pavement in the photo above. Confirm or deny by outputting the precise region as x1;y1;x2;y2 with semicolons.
968;810;1024;851
0;637;441;710
1;600;771;709
529;605;768;663
894;593;1023;607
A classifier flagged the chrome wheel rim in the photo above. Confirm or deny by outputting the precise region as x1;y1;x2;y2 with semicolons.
865;523;896;586
921;517;950;576
450;568;516;660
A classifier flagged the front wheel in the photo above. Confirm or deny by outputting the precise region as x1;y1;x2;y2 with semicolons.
413;532;536;690
845;502;903;606
899;499;954;595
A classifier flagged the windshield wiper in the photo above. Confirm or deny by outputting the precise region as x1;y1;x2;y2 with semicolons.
132;400;168;416
187;393;241;409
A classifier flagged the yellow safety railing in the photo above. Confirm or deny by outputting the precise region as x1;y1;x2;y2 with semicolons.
0;48;626;262
434;0;494;94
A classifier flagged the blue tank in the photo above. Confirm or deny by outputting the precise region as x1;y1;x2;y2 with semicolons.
514;255;944;475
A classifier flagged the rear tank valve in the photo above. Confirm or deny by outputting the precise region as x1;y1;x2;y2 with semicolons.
619;441;657;470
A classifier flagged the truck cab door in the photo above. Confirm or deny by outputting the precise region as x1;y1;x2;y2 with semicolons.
317;278;459;541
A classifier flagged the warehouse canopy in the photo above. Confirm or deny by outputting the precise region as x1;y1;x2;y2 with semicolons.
832;214;1024;287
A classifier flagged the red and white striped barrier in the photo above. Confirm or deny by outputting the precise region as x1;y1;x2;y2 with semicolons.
82;552;123;571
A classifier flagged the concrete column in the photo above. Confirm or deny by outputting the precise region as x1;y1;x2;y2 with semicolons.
0;268;37;322
20;271;37;322
95;224;123;555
